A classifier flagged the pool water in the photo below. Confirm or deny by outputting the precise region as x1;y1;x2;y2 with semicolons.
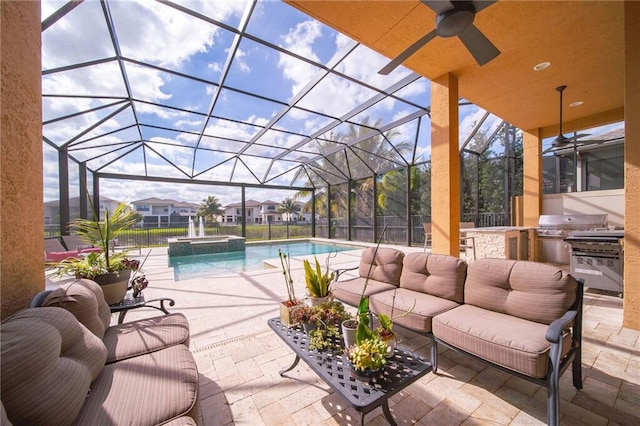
168;240;357;281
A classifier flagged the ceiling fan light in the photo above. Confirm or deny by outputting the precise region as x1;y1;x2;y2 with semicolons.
533;61;551;71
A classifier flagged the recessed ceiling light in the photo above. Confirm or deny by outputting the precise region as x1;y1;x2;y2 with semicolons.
569;101;584;107
533;62;551;71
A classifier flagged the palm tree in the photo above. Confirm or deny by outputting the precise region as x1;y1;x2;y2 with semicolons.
278;198;300;222
198;196;224;223
294;117;413;239
278;197;300;239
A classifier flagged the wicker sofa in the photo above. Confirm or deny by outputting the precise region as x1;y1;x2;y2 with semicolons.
332;248;583;426
0;279;199;425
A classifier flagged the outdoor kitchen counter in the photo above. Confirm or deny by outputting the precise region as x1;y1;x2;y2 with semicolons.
464;226;536;261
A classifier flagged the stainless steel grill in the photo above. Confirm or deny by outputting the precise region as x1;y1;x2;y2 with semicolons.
564;230;624;295
536;214;607;264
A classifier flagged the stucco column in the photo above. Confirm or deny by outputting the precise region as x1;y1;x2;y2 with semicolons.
1;1;43;319
623;1;640;330
430;73;460;256
522;129;542;229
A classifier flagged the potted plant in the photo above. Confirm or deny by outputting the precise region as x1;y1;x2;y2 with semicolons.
345;224;390;379
307;300;351;352
375;291;416;358
278;249;302;327
346;334;388;381
53;201;141;304
291;305;317;334
303;252;336;305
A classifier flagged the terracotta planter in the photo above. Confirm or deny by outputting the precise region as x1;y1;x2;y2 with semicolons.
92;270;131;305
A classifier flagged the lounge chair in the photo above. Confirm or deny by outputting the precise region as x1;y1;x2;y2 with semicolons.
44;236;80;263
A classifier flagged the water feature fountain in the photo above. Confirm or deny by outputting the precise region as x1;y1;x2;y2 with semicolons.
187;217;195;238
198;216;205;237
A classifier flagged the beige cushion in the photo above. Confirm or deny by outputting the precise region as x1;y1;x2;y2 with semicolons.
0;307;107;425
42;279;111;338
433;304;572;378
358;247;404;285
370;288;459;333
400;253;467;303
464;259;578;324
331;277;397;307
41;279;190;363
75;345;199;425
104;313;191;363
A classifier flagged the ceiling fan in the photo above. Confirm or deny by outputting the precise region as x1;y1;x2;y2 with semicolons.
379;0;501;75
542;85;605;155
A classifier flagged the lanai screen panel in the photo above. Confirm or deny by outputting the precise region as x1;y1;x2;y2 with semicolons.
42;0;500;198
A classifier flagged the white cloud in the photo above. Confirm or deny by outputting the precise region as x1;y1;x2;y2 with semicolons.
231;48;251;73
278;20;324;94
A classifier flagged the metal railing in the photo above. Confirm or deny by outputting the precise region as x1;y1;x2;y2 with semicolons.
45;212;509;248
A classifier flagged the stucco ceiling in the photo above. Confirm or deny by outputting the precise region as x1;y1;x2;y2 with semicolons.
286;0;625;138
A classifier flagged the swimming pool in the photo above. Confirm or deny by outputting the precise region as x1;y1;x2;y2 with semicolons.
167;240;358;281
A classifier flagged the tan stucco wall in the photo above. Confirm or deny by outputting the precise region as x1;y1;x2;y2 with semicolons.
522;129;542;228
1;1;44;319
623;1;640;330
430;73;460;256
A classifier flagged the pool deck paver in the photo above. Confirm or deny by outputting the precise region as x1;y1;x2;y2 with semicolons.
47;241;640;425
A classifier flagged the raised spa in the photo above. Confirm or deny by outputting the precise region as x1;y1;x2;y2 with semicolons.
167;235;245;257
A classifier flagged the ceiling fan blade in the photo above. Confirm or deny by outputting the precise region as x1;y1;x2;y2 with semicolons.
457;24;500;66
554;133;591;147
378;29;438;75
472;0;498;14
421;0;454;15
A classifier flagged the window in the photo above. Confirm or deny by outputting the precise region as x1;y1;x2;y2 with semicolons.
584;146;624;191
543;155;575;193
543;143;623;193
267;205;275;211
136;205;150;211
236;209;241;214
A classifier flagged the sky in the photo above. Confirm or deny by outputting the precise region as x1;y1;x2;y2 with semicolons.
40;0;622;209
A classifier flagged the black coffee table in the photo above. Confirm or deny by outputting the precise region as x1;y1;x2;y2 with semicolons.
268;318;432;425
109;294;175;324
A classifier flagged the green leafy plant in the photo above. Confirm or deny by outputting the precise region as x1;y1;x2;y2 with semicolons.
346;225;392;372
314;300;351;326
53;201;141;279
303;252;336;298
375;290;416;342
354;224;389;346
291;305;317;324
306;300;352;352
309;324;341;352
347;335;388;372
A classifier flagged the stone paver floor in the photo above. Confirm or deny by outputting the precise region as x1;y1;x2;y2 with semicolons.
69;242;639;425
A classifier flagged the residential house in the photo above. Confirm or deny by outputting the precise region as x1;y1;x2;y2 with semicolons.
221;199;309;224
44;196;121;229
131;198;200;227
